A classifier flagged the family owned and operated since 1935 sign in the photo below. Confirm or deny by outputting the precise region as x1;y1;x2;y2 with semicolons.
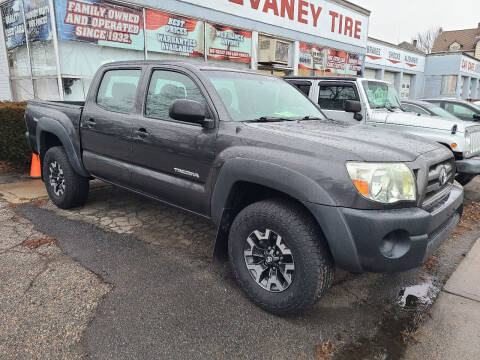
1;0;53;49
54;0;144;50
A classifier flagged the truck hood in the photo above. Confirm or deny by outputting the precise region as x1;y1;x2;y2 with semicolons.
385;111;477;133
244;120;440;162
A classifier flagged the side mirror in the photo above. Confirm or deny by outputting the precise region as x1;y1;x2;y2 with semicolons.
345;100;362;114
169;99;213;128
473;114;480;120
354;113;363;121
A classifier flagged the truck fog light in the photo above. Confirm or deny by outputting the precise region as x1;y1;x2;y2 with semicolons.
379;230;411;259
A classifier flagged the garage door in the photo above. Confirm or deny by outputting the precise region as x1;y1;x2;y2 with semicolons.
401;74;412;99
364;68;377;79
384;71;396;86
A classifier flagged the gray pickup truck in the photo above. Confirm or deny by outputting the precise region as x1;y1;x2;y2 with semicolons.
285;76;480;186
25;61;463;315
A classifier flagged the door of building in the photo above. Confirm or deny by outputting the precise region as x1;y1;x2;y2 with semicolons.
364;68;377;80
384;71;396;86
401;74;412;99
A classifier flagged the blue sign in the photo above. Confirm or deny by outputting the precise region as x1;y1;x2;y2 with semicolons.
23;0;53;42
1;0;26;49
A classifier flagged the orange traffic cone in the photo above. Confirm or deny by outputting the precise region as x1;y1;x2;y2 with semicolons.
30;153;41;179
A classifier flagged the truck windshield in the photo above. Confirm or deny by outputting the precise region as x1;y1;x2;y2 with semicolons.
362;80;402;110
203;70;326;122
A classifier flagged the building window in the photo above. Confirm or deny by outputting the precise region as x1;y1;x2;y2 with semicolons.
441;75;457;95
1;0;58;100
449;42;461;52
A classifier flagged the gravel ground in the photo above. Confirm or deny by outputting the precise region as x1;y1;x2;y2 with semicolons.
0;200;111;359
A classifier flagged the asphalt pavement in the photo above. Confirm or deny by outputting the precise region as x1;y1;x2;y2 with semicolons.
15;179;480;359
0;174;478;359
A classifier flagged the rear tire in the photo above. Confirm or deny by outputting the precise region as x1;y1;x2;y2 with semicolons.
456;174;476;186
43;146;89;209
228;198;334;316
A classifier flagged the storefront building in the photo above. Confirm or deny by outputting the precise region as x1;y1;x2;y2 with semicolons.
364;38;426;99
0;12;11;101
424;53;480;100
0;0;370;101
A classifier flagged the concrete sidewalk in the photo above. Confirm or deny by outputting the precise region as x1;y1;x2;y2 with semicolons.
404;238;480;360
0;179;110;204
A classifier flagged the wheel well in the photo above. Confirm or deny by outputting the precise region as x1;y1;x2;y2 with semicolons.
39;132;62;177
213;181;326;261
438;143;463;161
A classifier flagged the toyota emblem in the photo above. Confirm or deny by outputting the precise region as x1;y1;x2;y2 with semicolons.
439;166;448;186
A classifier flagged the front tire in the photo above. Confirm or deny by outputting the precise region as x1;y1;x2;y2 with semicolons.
43;146;89;209
228;198;334;316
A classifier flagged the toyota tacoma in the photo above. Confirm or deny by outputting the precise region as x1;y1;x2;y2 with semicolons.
25;61;463;315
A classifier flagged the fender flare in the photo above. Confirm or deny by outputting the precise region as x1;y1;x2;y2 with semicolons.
210;158;337;261
210;158;336;226
36;117;90;178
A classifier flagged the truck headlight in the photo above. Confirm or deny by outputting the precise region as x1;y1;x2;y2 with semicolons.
346;162;416;203
464;132;471;157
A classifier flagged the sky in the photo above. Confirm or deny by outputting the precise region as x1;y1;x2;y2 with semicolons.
353;0;480;44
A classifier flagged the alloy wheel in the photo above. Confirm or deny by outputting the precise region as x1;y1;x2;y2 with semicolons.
243;229;295;292
49;161;66;197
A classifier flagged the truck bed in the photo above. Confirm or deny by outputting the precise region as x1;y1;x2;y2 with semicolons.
25;100;85;154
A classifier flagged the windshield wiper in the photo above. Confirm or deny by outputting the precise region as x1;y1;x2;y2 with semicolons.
300;116;324;121
384;100;395;112
244;117;294;123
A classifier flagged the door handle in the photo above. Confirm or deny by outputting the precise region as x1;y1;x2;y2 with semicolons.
86;118;96;129
135;128;149;139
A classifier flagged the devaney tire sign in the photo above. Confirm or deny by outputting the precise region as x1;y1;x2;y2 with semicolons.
178;0;368;48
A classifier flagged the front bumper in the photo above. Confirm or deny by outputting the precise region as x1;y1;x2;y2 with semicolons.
306;184;464;273
456;156;480;175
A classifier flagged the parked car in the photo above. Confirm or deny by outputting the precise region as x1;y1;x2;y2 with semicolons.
401;100;459;120
25;62;463;315
285;76;480;186
423;98;480;122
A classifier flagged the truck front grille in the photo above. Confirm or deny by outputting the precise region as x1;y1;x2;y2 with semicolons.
422;158;455;208
469;129;480;156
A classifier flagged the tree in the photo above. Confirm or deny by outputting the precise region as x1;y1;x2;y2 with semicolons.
412;27;442;54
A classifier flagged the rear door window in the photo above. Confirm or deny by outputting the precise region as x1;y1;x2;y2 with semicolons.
287;80;312;97
402;104;429;115
318;83;359;111
445;103;476;118
96;69;141;113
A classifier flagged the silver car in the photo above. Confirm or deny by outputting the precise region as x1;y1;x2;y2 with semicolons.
423;98;480;122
